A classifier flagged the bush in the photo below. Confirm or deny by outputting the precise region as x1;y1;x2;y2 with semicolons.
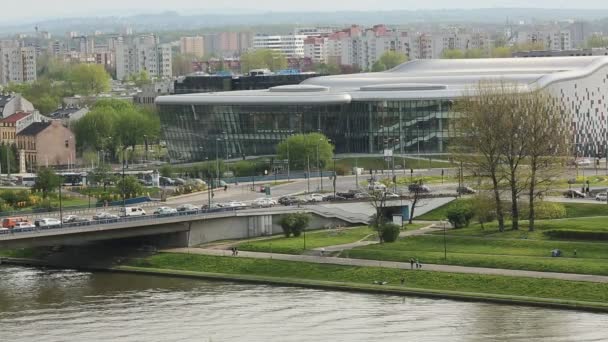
279;212;312;237
447;203;474;228
379;223;401;243
520;201;566;220
543;230;608;241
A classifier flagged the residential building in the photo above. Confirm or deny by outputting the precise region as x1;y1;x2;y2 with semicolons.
0;112;31;144
0;46;37;85
513;48;608;58
16;120;75;171
48;106;90;128
157;56;608;162
514;30;572;50
303;37;328;63
253;35;307;58
180;36;205;58
115;34;172;81
294;27;338;37
134;81;173;106
0;94;35;119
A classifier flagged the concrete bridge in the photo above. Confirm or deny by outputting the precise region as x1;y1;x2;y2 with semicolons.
0;205;370;249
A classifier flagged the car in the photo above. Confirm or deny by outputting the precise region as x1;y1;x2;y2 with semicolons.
383;192;400;199
34;218;62;228
252;198;275;208
368;183;387;191
574;158;592;166
2;217;28;229
307;193;325;202
153;207;178;215
119;207;146;217
224;201;247;209
12;221;35;231
408;183;431;193
191;178;206;186
323;194;347;201
563;189;585;198
0;227;10;234
337;191;357;199
159;177;175;186
354;192;371;199
278;196;297;205
457;186;477;195
595;193;608;201
138;179;153;186
173;178;187;186
93;212;119;220
177;203;199;212
63;215;89;223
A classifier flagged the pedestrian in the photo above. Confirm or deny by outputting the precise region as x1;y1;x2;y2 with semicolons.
235;247;239;256
418;261;423;269
410;258;414;270
574;249;578;257
320;248;325;256
415;259;420;269
400;277;405;286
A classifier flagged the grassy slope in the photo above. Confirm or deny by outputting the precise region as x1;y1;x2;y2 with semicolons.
127;253;608;304
335;157;450;171
238;224;426;254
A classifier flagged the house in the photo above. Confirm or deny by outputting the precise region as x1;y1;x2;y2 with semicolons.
48;106;90;128
16;121;75;172
0;93;35;119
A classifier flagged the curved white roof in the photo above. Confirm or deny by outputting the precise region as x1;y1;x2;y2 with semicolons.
156;56;608;105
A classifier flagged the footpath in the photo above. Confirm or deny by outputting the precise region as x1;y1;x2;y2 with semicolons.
163;246;608;284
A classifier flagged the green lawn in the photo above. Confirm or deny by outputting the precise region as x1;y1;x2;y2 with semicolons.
128;253;608;304
335;157;450;172
563;202;608;218
416;198;468;221
238;224;426;254
347;232;608;276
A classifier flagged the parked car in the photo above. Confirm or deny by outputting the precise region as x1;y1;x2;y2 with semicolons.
159;177;175;186
12;221;35;231
138;179;153;186
224;201;247;209
93;212;119;220
177;203;199;212
323;194;347;201
153;207;178;215
278;196;302;206
63;215;89;223
457;186;477;195
34;218;62;228
0;227;10;234
595;193;608;201
337;191;357;199
354;192;371;199
408;183;431;193
173;178;187;186
252;198;275;208
368;183;387;191
383;192;400;199
575;158;592;166
307;193;325;202
119;207;146;217
563;189;586;198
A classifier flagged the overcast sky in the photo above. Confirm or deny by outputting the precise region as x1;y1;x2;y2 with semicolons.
3;0;608;21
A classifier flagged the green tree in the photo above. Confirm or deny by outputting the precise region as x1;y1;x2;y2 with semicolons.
313;62;341;75
442;49;465;59
116;176;144;199
128;70;152;87
88;164;117;191
67;64;111;96
172;53;196;76
279;212;311;238
372;51;408;71
379;223;401;243
240;49;288;73
276;133;334;170
0;144;18;174
490;46;512;58
34;167;61;199
586;35;608;48
160;164;174;178
464;48;487;58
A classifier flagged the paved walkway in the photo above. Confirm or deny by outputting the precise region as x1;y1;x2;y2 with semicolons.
163;247;608;284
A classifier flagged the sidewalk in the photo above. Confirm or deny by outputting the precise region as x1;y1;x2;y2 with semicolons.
163;247;608;284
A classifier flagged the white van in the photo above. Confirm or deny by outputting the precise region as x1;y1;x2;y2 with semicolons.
119;207;147;217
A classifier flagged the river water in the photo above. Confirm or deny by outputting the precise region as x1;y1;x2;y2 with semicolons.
0;266;607;342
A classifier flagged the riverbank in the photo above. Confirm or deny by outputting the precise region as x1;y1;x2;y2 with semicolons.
122;252;608;313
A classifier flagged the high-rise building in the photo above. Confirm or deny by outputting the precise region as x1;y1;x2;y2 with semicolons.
115;34;172;81
180;36;205;58
253;35;307;58
0;46;37;85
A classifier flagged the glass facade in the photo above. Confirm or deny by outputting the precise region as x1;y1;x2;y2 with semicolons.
158;100;453;163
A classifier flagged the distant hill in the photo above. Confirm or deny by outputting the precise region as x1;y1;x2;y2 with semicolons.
2;8;608;36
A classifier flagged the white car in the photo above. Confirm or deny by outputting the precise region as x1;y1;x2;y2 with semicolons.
177;203;199;212
368;183;387;191
119;207;147;217
575;158;592;166
34;218;62;228
595;193;608;201
224;201;247;209
93;212;119;220
13;221;35;231
253;198;275;208
307;193;325;202
383;192;400;199
154;207;178;215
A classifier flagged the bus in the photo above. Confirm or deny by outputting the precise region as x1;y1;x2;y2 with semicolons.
21;175;37;187
57;172;87;186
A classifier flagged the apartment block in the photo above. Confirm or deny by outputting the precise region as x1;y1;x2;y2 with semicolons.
0;46;36;85
115;34;172;81
253;35;307;58
180;36;205;58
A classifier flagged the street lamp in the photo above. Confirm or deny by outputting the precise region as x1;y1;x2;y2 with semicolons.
121;148;126;210
215;137;223;188
316;138;323;191
443;220;447;260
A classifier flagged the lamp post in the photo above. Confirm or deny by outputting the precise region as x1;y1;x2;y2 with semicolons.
443;220;447;261
121;148;126;210
59;182;63;227
332;157;337;198
316;139;323;191
215;138;223;188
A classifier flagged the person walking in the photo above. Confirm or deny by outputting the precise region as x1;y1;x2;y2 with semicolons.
415;259;420;269
235;247;239;256
410;258;414;270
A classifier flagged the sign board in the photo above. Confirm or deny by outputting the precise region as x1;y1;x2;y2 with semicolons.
402;205;410;221
383;149;393;157
392;215;403;226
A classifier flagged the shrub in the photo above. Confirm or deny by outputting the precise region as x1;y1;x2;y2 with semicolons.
520;201;566;220
543;230;608;241
447;203;474;228
279;212;312;237
379;223;401;243
160;164;173;178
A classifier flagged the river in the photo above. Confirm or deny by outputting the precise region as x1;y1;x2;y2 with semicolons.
0;265;606;342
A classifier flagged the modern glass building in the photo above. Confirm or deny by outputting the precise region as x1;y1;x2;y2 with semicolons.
157;57;608;162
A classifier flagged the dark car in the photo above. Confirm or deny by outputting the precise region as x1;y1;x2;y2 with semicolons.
159;177;175;186
457;186;477;195
337;191;357;199
563;189;585;198
323;194;347;201
408;183;431;193
278;196;303;206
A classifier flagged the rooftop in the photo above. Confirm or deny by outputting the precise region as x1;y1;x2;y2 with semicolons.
156;56;608;105
17;122;51;136
0;112;30;123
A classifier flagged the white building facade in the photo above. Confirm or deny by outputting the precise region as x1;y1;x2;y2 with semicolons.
116;35;172;81
253;35;307;58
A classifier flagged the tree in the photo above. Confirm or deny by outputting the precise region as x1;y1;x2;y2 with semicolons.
490;46;512;58
67;64;111;96
0;143;18;174
116;176;144;199
276;133;334;171
473;194;496;229
313;62;341;75
586;35;608;48
453;81;510;232
379;223;401;243
34;168;61;199
511;42;546;52
88;164;117;191
446;202;474;228
372;51;408;71
128;70;152;87
464;48;487;59
279;212;311;238
442;49;465;59
240;49;288;73
172;53;196;76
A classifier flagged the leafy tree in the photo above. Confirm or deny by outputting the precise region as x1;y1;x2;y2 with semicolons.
0;143;18;174
442;49;465;59
446;203;474;228
511;42;546;52
313;62;341;75
172;53;196;76
586;35;608;48
34;168;61;199
128;70;152;87
379;223;401;243
240;49;287;73
116;176;144;199
372;51;408;71
490;46;512;58
473;194;497;229
88;164;117;191
464;48;487;58
160;165;174;178
279;212;311;238
67;64;111;96
276;133;334;170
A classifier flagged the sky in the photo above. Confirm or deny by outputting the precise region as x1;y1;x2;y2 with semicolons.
3;0;608;21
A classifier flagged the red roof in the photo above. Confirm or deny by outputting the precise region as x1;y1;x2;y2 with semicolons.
1;112;30;123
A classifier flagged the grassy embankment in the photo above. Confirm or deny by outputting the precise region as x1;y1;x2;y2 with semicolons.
347;201;608;275
238;224;426;254
123;253;608;309
335;157;450;172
